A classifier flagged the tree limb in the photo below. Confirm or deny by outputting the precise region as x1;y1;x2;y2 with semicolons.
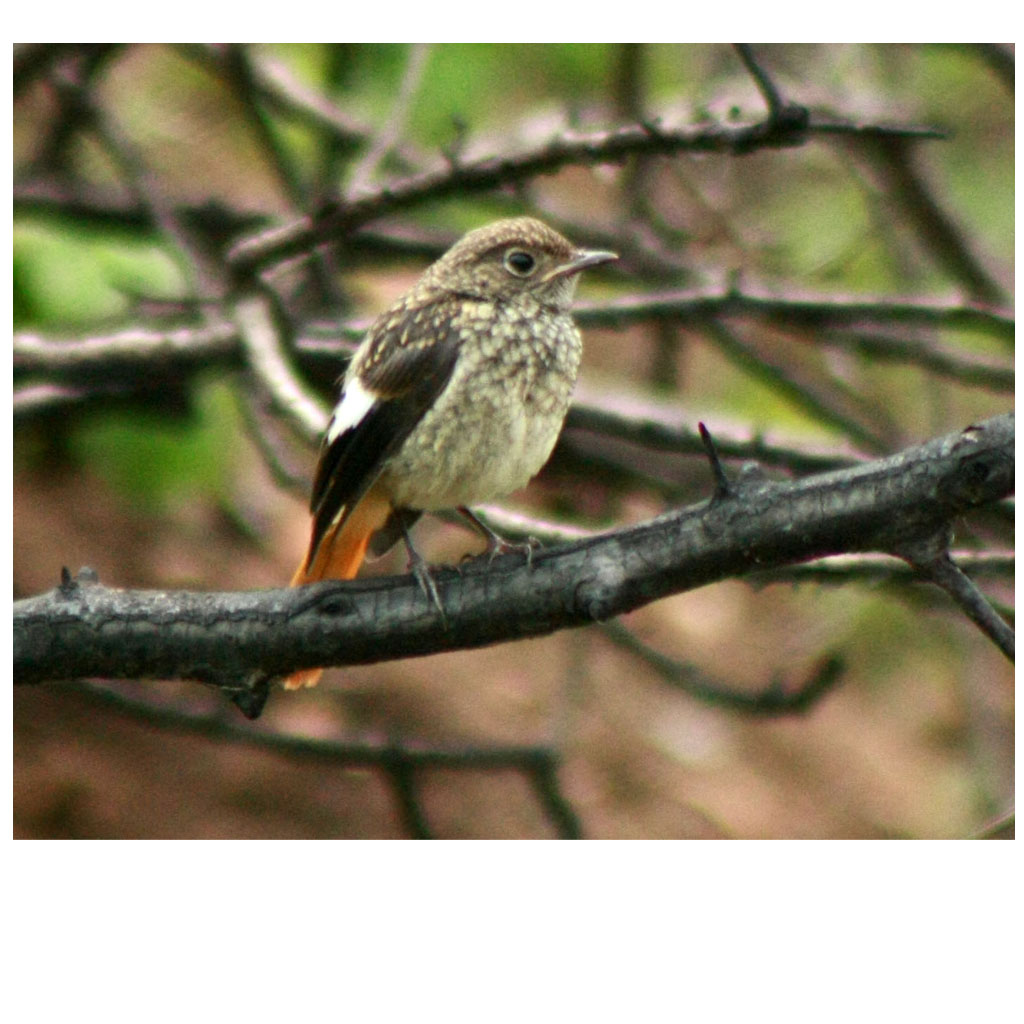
14;414;1013;698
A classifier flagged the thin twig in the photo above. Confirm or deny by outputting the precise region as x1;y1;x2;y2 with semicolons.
819;328;1014;393
733;44;789;119
702;320;891;453
232;386;310;496
572;287;1014;342
601;619;844;714
863;137;1007;305
752;551;1014;586
231;290;329;443
346;43;431;199
902;549;1015;662
217;44;308;209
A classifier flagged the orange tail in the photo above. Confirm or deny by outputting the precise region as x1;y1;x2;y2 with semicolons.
284;487;391;690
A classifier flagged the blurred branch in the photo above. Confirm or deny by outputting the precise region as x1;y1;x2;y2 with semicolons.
972;808;1015;840
232;387;311;496
702;320;891;454
862;137;1008;305
752;551;1014;586
13;382;123;419
231;290;328;443
345;44;431;199
33;46;122;171
573;286;1014;343
19;281;1010;420
227;113;946;274
14;322;238;375
15;415;1013;702
216;44;309;209
733;43;808;130
179;45;428;172
566;391;861;474
65;680;581;839
818;328;1014;393
954;43;1014;95
601;619;844;713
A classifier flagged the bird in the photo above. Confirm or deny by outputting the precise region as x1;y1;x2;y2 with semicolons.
285;216;617;689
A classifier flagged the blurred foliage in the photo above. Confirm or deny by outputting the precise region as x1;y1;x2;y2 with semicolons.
67;380;240;514
14;217;182;329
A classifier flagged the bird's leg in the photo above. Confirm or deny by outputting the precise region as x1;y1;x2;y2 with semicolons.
458;506;540;567
400;516;446;623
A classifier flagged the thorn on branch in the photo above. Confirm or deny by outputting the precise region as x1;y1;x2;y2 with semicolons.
58;565;98;599
731;44;810;153
231;676;272;719
698;422;733;500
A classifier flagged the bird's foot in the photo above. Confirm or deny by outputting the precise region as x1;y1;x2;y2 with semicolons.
458;506;540;566
401;520;446;624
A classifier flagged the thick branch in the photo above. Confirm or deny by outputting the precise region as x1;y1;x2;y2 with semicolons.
14;414;1013;691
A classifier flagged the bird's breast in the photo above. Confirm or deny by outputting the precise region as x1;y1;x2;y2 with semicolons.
380;304;582;510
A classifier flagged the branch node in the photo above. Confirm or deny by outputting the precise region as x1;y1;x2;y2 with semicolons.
639;117;665;139
897;543;1014;662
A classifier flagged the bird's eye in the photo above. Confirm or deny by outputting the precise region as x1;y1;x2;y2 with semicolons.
503;249;537;276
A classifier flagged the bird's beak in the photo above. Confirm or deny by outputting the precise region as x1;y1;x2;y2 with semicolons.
547;248;618;281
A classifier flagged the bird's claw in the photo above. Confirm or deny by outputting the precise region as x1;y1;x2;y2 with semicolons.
406;555;444;622
484;534;540;567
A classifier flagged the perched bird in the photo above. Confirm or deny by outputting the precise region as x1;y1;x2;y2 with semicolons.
286;216;616;689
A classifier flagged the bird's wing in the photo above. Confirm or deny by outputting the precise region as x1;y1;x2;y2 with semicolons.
306;296;462;566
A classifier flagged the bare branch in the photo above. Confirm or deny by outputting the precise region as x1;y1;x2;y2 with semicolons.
572;286;1014;343
601;619;844;713
752;551;1014;587
227;114;946;274
215;44;308;209
566;389;862;475
231;291;328;443
861;136;1008;305
817;328;1014;393
733;43;805;126
345;44;432;199
65;680;581;838
701;320;892;454
14;323;238;374
15;414;1013;697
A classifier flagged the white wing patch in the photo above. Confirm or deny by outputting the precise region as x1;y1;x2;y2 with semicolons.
326;377;377;444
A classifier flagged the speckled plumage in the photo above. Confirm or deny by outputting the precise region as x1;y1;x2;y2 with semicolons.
302;217;616;568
